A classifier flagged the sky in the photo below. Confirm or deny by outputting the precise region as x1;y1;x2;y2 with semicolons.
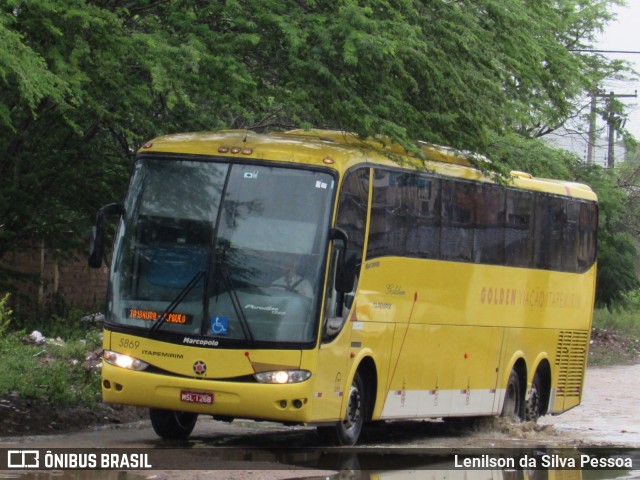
548;2;640;165
595;1;640;141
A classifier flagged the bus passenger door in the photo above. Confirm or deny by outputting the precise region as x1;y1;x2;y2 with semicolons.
312;167;370;423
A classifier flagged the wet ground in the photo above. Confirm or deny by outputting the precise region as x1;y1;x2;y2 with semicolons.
539;364;640;446
4;364;638;449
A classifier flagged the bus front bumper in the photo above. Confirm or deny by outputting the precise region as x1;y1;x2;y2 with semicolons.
101;362;314;423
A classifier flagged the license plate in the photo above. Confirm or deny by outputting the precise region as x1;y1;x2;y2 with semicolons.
180;390;214;405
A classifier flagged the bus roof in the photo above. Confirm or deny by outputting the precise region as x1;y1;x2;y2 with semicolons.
140;129;598;202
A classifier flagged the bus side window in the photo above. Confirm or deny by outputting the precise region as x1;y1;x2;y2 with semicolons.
367;170;441;260
563;200;580;272
534;194;565;270
577;202;597;271
474;184;505;265
367;169;396;259
505;189;534;268
441;180;475;262
336;168;369;282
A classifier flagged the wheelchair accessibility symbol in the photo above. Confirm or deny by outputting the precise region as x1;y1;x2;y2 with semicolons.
209;316;229;335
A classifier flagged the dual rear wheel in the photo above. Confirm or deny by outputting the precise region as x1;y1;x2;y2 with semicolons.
501;368;545;422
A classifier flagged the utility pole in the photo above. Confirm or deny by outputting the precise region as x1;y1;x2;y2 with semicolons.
589;90;638;167
586;86;600;164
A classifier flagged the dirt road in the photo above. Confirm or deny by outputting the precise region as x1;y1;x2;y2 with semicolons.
539;363;640;446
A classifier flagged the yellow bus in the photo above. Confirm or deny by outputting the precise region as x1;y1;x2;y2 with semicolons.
89;129;598;445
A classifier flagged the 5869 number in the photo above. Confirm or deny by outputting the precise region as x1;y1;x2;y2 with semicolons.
119;338;140;349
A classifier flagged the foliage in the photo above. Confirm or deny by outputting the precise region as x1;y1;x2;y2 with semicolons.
0;0;636;305
10;308;102;343
591;303;640;366
572;161;640;306
0;293;12;336
0;1;627;239
486;131;576;179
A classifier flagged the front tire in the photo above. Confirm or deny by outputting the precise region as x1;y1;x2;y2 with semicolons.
317;371;366;445
501;369;524;422
149;408;198;439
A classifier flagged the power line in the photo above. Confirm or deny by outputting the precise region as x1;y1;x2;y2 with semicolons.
587;90;638;167
570;49;640;55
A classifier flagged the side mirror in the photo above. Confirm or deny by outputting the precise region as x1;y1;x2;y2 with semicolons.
329;228;356;294
325;316;345;337
88;203;124;268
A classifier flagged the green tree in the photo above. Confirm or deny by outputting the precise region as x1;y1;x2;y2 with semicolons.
0;0;634;304
572;161;639;306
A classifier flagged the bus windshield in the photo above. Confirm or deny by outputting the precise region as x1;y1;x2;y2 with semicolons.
108;157;335;345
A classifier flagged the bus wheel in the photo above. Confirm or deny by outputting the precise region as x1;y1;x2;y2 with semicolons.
149;408;198;439
501;369;523;422
317;371;366;445
525;372;544;422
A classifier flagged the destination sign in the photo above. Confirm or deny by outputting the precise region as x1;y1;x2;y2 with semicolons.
126;308;192;325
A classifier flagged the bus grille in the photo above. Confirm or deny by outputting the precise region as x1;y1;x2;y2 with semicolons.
555;330;589;398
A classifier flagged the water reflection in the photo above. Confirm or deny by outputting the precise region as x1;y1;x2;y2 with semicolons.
0;473;142;480
1;448;637;480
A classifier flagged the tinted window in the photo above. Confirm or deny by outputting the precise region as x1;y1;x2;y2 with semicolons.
505;190;534;267
534;195;565;270
361;167;596;273
441;180;475;261
368;170;440;259
408;175;441;258
474;185;505;265
337;168;370;270
562;201;580;272
578;202;598;271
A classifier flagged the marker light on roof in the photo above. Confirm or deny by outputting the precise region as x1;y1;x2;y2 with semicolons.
323;157;335;165
241;148;253;155
218;146;229;153
231;147;241;154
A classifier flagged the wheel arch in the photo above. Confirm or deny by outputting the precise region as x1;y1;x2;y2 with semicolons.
501;355;527;418
356;356;377;422
345;352;378;422
502;353;527;391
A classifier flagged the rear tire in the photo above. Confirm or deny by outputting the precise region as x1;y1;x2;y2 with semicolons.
501;369;524;422
317;371;366;445
525;372;544;421
149;408;198;439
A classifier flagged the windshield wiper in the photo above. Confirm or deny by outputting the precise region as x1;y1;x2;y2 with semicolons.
216;267;254;342
149;270;205;335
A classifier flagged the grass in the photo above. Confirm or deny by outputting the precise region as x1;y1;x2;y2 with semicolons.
592;306;640;338
0;295;103;407
0;331;103;405
589;306;640;366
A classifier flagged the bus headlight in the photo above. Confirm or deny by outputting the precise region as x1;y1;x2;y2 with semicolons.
254;370;311;384
103;350;149;371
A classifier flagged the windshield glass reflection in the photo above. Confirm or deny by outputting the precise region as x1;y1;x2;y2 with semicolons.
108;158;335;345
